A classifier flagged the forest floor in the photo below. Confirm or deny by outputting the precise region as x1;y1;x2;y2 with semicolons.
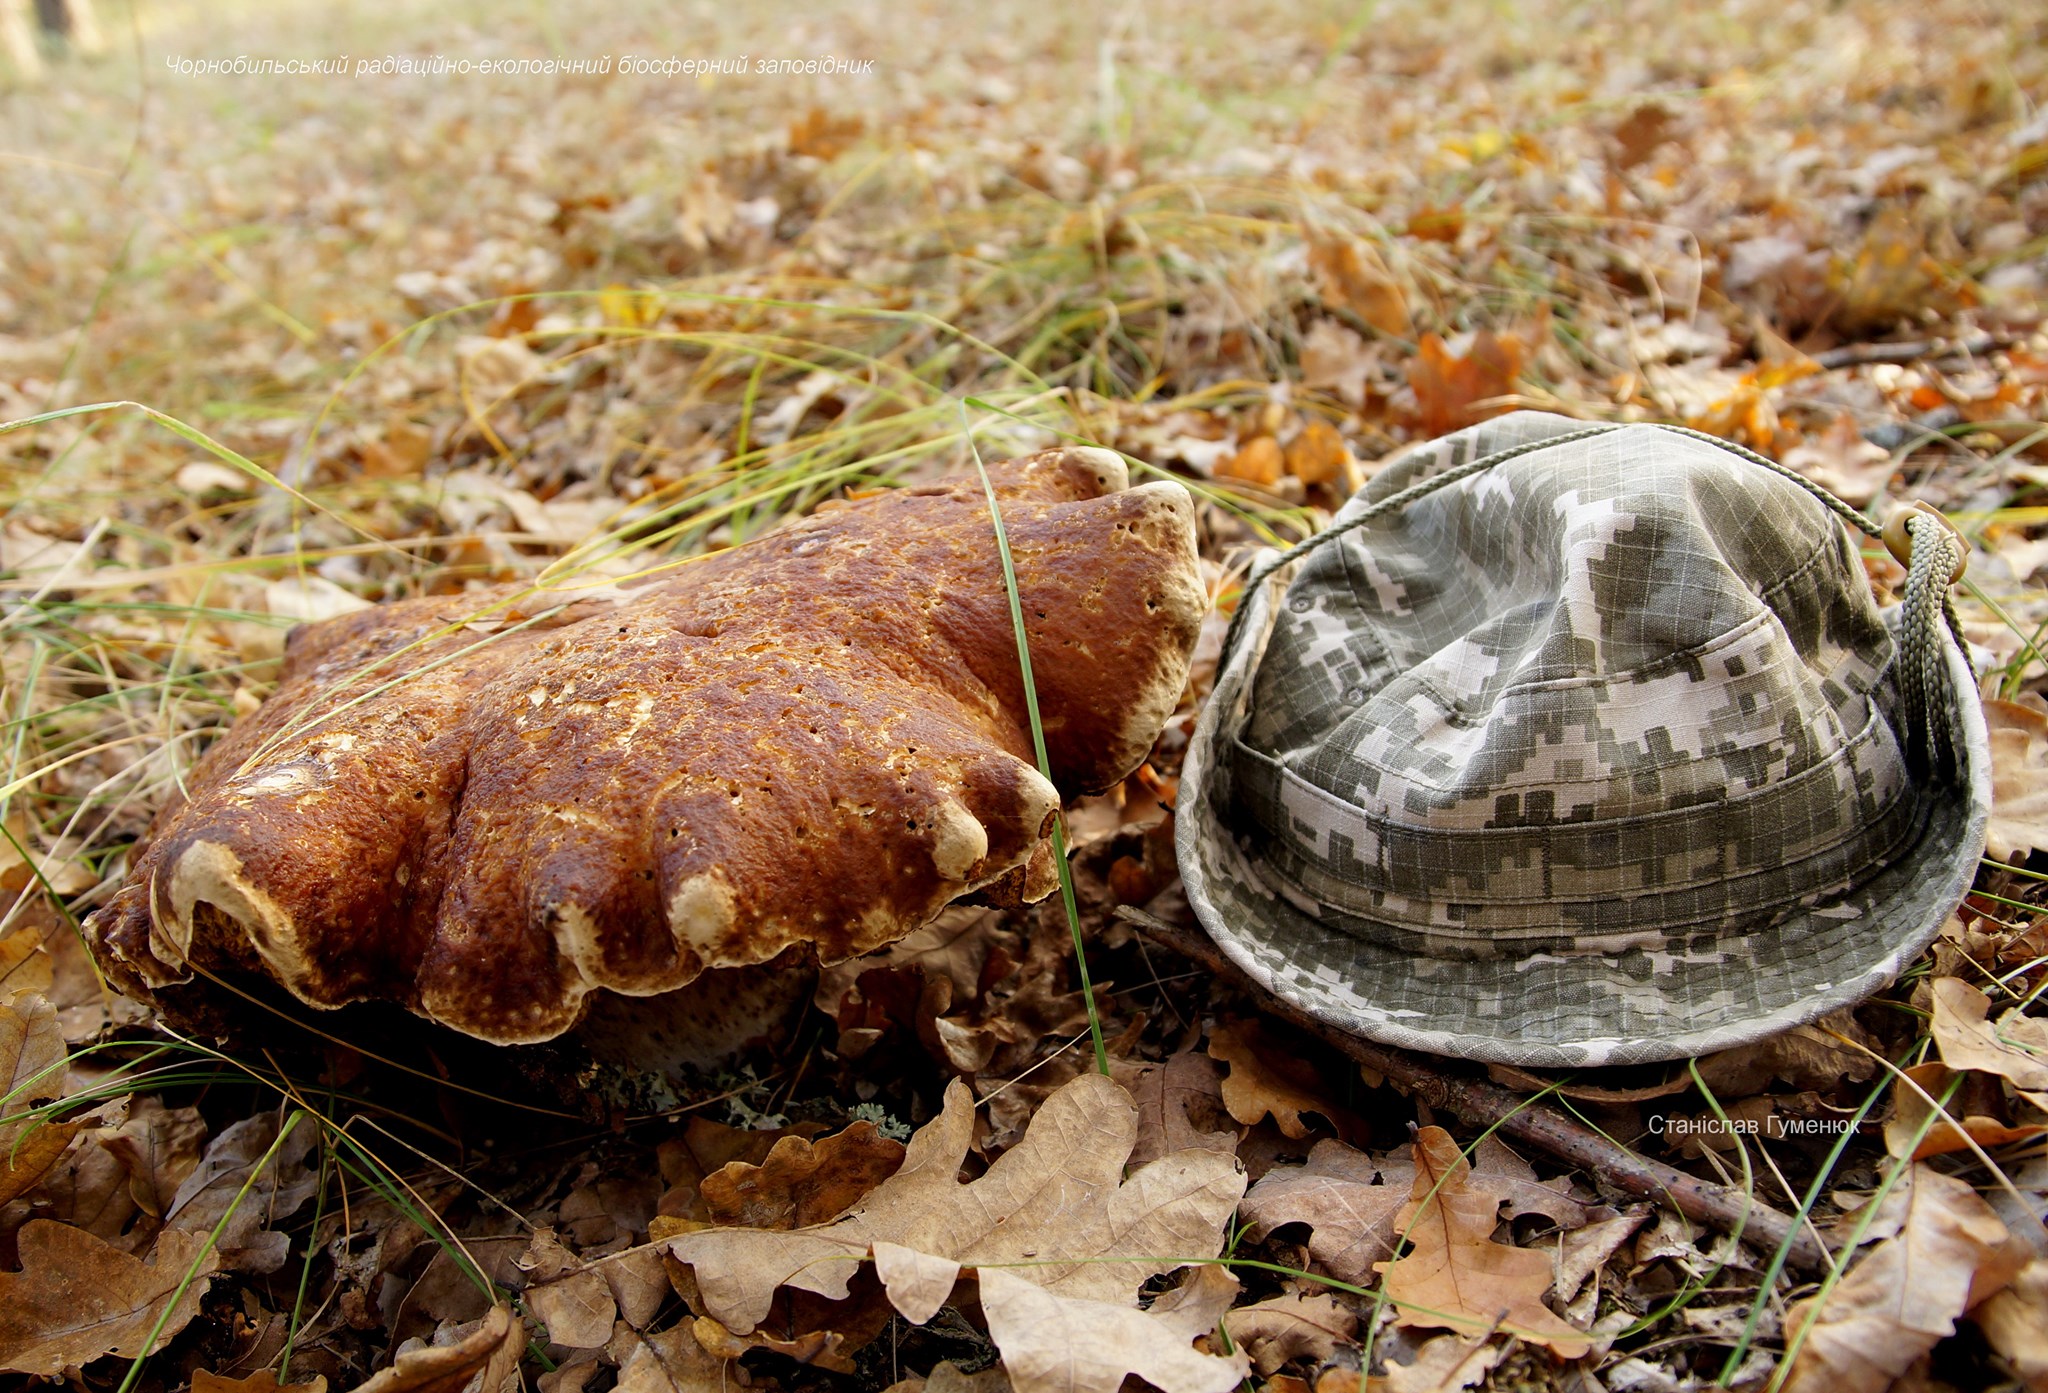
3;1;2048;1391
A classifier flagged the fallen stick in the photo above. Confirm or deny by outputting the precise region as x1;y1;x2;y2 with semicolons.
1119;908;1833;1276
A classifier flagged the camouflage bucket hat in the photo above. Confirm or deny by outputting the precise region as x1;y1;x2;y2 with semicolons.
1179;411;1991;1067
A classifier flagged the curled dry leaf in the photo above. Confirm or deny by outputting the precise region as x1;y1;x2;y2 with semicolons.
1972;1258;2048;1392
0;1221;220;1376
881;1361;1011;1393
665;1071;1245;1333
1119;1048;1237;1170
1220;1291;1358;1375
978;1263;1249;1393
699;1119;906;1229
1309;235;1411;339
192;1370;330;1393
1929;977;2048;1092
166;1111;321;1274
1404;331;1525;437
349;1303;524;1393
1206;1020;1347;1141
1782;1163;2021;1393
1884;1061;2048;1161
1372;1127;1594;1358
1239;1138;1414;1284
1984;698;2048;863
0;990;72;1207
610;1320;732;1393
1692;1010;1880;1096
87;452;1203;1062
1380;1332;1504;1393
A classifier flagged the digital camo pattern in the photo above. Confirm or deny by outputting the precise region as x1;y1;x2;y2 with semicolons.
1180;412;1992;1066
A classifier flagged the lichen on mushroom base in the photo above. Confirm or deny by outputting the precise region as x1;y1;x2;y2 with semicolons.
85;448;1206;1085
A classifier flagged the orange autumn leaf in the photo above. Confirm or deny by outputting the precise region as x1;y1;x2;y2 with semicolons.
1404;331;1525;437
1372;1127;1593;1357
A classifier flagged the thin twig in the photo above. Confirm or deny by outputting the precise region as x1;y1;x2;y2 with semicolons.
1808;333;2002;371
1121;908;1832;1275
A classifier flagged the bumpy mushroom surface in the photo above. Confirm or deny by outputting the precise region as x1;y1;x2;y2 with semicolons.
87;449;1204;1047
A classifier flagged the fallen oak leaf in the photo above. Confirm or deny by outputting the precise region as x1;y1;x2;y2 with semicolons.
0;990;72;1207
1972;1257;2048;1392
348;1303;524;1393
1220;1290;1358;1375
610;1319;732;1393
1884;1061;2047;1161
1466;1135;1587;1230
1118;1048;1236;1169
1985;699;2048;863
1403;331;1525;437
977;1263;1249;1393
166;1111;321;1273
1379;1332;1504;1393
1239;1138;1414;1284
689;1315;855;1374
1207;1020;1350;1141
192;1370;329;1393
0;1221;220;1376
664;1072;1245;1332
700;1119;905;1229
1782;1164;2021;1393
1930;977;2048;1092
1372;1127;1594;1358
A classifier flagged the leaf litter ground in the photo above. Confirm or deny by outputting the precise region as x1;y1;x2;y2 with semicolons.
2;1;2048;1391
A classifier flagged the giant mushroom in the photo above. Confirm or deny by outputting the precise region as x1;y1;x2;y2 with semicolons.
86;447;1206;1073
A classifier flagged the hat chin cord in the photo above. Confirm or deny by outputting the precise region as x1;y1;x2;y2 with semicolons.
1222;421;1971;783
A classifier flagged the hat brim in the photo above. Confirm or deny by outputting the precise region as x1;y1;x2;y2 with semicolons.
1178;574;1993;1069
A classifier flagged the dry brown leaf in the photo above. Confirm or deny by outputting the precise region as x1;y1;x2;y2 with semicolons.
1781;415;1896;508
1550;1207;1653;1305
978;1263;1249;1393
1284;420;1355;488
1973;1257;2048;1392
882;1361;1011;1393
1309;236;1411;339
1372;1127;1593;1358
1465;1135;1587;1229
611;1320;732;1393
666;1072;1244;1333
1612;103;1677;170
1884;1061;2048;1160
0;1221;220;1375
1985;699;2048;863
1930;977;2048;1092
700;1119;905;1229
93;1095;210;1233
1218;437;1283;486
525;1266;616;1351
1380;1332;1503;1393
1207;1020;1346;1140
192;1370;330;1393
1120;1049;1237;1170
1239;1138;1414;1283
654;1117;827;1222
1783;1164;2020;1393
1221;1291;1357;1375
350;1304;524;1393
0;924;54;997
166;1112;321;1273
1404;332;1524;437
0;991;74;1207
1693;1011;1880;1095
690;1315;855;1374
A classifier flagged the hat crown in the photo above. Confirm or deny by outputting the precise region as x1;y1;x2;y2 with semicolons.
1230;414;1914;956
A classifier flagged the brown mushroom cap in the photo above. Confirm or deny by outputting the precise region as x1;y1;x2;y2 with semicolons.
88;449;1205;1046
